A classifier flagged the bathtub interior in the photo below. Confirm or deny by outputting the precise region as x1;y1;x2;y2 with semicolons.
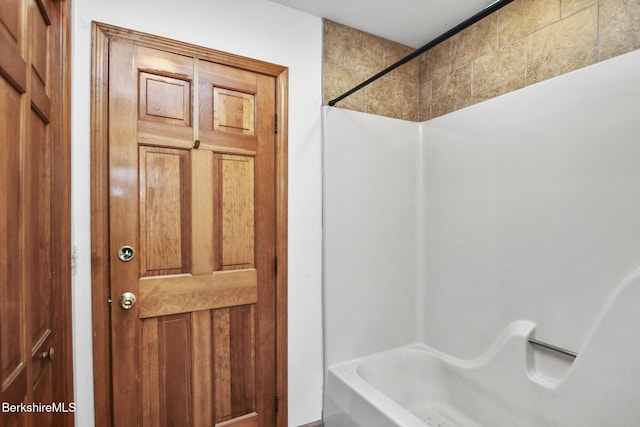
322;50;640;427
326;270;640;426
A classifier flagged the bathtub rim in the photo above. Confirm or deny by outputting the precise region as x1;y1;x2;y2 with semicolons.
325;344;433;427
324;320;575;427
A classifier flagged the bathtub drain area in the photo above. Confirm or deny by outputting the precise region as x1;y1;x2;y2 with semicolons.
411;403;481;427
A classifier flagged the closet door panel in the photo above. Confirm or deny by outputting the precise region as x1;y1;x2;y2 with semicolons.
107;41;277;426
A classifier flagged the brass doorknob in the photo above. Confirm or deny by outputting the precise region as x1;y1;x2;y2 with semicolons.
120;292;137;310
41;347;55;361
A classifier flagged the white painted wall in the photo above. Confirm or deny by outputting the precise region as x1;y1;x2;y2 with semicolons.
322;107;419;367
71;1;323;425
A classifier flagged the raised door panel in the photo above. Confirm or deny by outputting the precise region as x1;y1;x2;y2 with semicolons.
26;110;51;354
29;0;50;123
139;146;191;277
142;314;194;427
0;0;21;45
0;74;27;427
213;88;255;136
139;72;191;127
30;0;48;86
199;61;258;155
0;0;26;93
213;305;256;424
218;154;255;271
135;48;193;149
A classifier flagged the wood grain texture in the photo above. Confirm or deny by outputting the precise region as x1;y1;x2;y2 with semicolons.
0;0;22;43
1;0;73;425
214;308;232;421
92;22;288;427
30;69;50;122
192;150;215;275
142;317;160;427
91;20;114;427
144;150;186;272
142;314;195;427
213;306;256;423
139;270;258;318
49;1;74;420
275;69;289;427
253;73;277;426
216;411;258;427
220;155;255;270
139;146;191;277
25;109;51;352
213;88;255;135
158;314;193;426
111;39;264;427
24;16;52;365
227;305;256;418
108;39;143;426
30;0;48;84
94;22;286;76
137;119;194;149
0;35;27;92
191;310;213;425
139;71;191;126
199;60;258;154
0;73;24;404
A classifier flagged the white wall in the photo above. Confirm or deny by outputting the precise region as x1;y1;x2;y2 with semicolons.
419;50;640;368
322;107;419;367
71;1;323;425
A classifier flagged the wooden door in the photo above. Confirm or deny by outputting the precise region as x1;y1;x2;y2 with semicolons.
105;37;278;426
0;0;73;426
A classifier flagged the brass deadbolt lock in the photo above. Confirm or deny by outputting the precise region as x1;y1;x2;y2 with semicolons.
118;245;135;262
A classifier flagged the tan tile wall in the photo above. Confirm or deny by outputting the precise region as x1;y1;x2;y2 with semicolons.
323;0;640;121
323;20;419;120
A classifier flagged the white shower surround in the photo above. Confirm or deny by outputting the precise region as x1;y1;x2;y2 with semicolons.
323;107;419;367
323;49;640;425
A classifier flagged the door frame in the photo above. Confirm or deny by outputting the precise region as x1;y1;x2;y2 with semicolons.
90;22;288;426
51;0;75;422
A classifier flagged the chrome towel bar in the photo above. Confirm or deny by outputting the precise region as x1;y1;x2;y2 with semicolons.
528;338;578;359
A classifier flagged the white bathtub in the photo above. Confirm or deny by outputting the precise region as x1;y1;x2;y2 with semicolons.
324;343;486;427
324;321;540;427
324;277;640;427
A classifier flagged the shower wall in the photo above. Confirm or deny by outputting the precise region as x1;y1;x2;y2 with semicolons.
323;49;640;375
418;49;640;361
323;107;418;367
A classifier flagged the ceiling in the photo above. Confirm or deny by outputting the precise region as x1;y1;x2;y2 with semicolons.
267;0;499;48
